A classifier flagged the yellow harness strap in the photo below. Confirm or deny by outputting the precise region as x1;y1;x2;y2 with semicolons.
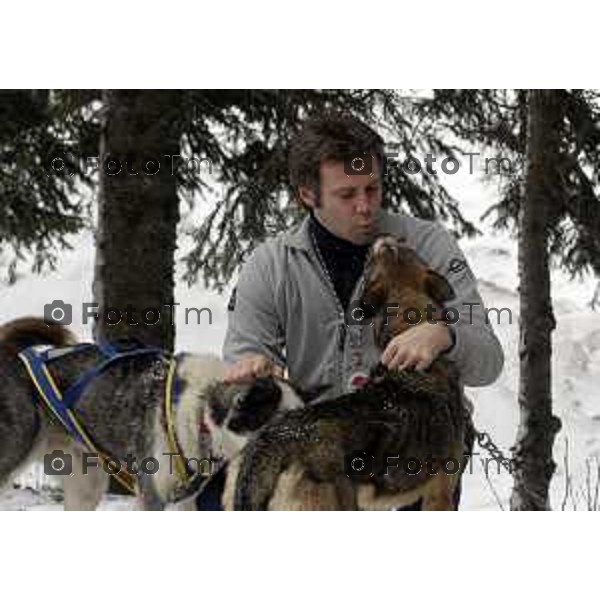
164;357;192;483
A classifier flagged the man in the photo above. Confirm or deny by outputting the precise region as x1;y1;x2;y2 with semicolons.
213;113;504;509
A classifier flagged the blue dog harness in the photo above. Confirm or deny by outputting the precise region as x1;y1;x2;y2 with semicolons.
18;343;196;496
19;343;163;444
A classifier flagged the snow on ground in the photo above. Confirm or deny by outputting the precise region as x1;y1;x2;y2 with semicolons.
1;163;599;510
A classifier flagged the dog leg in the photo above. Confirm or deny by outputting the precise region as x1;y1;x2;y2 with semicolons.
135;472;166;510
171;498;198;511
421;474;455;511
221;456;240;511
0;387;43;496
265;465;357;511
334;476;358;510
63;447;109;511
268;465;335;510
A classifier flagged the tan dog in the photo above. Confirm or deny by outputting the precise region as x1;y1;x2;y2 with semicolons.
228;235;467;511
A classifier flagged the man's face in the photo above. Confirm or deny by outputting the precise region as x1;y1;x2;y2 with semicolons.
299;158;382;245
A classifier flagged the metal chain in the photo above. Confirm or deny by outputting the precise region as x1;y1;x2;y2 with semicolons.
463;407;515;473
474;429;515;473
470;426;552;508
472;430;515;476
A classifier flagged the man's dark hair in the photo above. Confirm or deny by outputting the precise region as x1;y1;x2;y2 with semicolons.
288;112;384;205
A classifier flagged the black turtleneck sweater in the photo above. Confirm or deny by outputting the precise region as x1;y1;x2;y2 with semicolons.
309;214;370;311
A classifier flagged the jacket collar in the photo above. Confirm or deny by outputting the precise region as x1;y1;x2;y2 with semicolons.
282;215;313;251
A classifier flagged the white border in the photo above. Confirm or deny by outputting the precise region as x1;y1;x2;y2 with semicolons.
2;0;597;88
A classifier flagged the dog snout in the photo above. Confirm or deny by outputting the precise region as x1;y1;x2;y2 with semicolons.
372;235;397;255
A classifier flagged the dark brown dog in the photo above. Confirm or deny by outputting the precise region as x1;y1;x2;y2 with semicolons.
357;234;466;509
362;234;456;384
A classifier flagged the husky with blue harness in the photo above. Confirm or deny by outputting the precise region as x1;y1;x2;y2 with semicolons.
0;316;307;510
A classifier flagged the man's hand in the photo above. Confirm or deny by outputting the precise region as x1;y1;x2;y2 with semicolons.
381;322;453;372
223;353;284;384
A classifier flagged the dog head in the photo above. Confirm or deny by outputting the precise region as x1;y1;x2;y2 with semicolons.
361;235;455;349
204;376;308;459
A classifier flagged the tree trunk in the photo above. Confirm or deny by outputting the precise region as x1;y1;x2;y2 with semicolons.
93;90;182;352
510;90;562;510
93;90;181;495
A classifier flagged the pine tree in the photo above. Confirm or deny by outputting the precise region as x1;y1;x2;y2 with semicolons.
0;90;97;277
3;89;478;346
416;89;600;509
511;90;563;510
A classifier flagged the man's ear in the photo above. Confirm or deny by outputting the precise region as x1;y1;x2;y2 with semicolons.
425;270;456;303
298;186;317;209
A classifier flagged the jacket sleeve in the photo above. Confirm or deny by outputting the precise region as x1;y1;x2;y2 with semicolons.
222;245;286;368
419;222;505;387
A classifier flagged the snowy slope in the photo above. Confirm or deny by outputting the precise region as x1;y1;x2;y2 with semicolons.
1;167;599;510
444;169;600;510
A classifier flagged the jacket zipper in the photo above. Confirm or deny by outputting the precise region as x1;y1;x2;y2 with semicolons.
309;232;347;384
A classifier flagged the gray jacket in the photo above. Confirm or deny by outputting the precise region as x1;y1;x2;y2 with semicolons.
223;211;504;399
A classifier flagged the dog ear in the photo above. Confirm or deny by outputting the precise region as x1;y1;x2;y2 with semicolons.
227;377;282;433
425;270;455;303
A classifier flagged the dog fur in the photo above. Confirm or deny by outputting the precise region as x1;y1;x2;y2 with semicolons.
0;317;306;510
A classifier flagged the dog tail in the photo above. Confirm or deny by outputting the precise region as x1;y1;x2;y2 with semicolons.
0;316;77;355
